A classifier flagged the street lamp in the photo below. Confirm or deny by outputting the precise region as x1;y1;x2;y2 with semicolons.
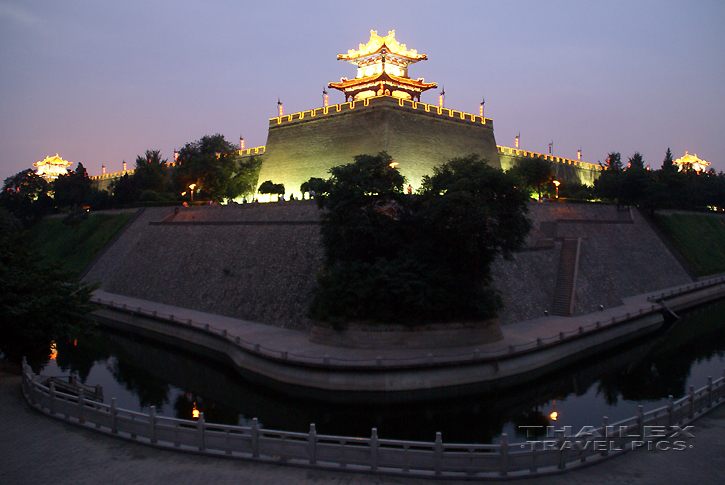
189;183;197;203
553;180;560;199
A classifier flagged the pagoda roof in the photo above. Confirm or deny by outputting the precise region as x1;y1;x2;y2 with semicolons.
338;30;427;65
673;151;710;171
329;70;436;91
33;154;72;168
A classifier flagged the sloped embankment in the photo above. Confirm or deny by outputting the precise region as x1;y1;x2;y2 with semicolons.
82;202;693;330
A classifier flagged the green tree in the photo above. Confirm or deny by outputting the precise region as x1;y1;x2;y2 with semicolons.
300;177;328;197
227;156;262;201
0;209;97;366
172;134;242;202
257;180;285;200
52;162;93;209
507;156;554;200
0;169;54;226
134;150;168;194
309;153;531;324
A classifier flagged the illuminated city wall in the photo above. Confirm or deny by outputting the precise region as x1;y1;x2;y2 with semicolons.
498;146;601;186
256;96;500;199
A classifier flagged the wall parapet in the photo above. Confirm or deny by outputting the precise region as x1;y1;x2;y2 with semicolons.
21;358;725;480
269;95;493;129
497;146;601;171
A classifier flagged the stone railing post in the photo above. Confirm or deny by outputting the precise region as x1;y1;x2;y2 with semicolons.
77;389;85;424
667;395;674;427
365;428;376;472
636;405;644;441
49;382;56;415
251;418;259;458
197;412;205;451
434;432;442;476
688;385;695;420
149;406;157;444
707;376;713;408
557;430;568;470
308;424;317;465
500;433;509;477
111;398;118;434
601;416;609;457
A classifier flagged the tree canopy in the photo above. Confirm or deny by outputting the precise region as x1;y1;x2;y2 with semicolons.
309;153;531;325
173;134;244;202
507;156;554;200
0;209;97;366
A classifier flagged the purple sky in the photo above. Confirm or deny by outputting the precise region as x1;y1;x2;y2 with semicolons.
2;0;724;184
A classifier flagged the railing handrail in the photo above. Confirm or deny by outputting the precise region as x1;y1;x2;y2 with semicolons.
21;359;725;480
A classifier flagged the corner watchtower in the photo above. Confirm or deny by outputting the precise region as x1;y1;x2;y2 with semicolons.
329;30;437;102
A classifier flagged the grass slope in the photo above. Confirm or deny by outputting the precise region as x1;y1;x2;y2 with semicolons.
653;213;725;277
25;212;134;277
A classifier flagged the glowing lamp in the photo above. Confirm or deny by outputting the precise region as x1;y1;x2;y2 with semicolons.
389;162;399;168
553;180;560;199
550;410;558;421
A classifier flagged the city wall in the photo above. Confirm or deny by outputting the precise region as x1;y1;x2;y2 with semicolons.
255;96;500;199
82;202;692;330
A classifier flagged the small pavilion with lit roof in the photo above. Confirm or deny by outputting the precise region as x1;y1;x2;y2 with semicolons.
33;154;72;181
329;30;437;101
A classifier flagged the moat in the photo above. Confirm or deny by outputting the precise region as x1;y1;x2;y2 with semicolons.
40;299;725;445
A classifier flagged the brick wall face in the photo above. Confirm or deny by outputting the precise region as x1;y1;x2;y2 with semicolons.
84;202;692;330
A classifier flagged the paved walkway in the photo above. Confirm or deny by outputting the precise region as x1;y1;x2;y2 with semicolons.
91;285;692;364
2;371;724;484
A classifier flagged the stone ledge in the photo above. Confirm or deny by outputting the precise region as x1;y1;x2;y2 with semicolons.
308;320;503;350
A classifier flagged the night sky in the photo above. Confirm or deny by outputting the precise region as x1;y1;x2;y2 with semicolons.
1;0;723;183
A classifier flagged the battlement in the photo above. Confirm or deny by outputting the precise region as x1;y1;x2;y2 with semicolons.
238;146;266;157
497;145;602;171
269;95;492;129
90;169;135;181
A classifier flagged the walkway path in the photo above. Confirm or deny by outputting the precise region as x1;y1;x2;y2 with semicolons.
91;285;682;364
2;371;723;484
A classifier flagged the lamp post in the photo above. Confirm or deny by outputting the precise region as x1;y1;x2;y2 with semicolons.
189;183;197;203
553;180;560;199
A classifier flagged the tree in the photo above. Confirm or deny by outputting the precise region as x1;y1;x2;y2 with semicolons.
300;177;328;197
309;153;531;325
257;180;285;200
0;209;97;366
0;169;53;226
172;134;242;202
134;150;168;194
53;162;93;209
507;156;554;200
227;156;262;201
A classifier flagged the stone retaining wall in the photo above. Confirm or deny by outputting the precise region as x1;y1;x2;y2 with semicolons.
82;202;693;330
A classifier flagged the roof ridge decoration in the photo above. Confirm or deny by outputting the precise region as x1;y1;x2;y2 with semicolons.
331;30;435;102
338;30;427;63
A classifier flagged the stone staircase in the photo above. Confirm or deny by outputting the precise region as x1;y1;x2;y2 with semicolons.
552;238;582;316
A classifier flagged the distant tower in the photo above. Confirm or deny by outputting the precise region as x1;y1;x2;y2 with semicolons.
549;140;553;155
515;132;520;149
322;87;329;107
439;86;445;108
277;98;283;117
577;148;582;161
240;135;245;150
479;96;485;117
123;160;127;171
102;165;106;175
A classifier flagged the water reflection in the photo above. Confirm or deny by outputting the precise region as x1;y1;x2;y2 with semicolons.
43;300;725;444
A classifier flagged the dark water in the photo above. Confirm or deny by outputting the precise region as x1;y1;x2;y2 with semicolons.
40;300;725;444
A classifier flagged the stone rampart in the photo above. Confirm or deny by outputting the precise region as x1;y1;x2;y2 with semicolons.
256;96;500;200
82;201;694;331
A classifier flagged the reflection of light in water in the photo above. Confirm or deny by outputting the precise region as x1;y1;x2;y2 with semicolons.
550;400;558;421
49;342;57;360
